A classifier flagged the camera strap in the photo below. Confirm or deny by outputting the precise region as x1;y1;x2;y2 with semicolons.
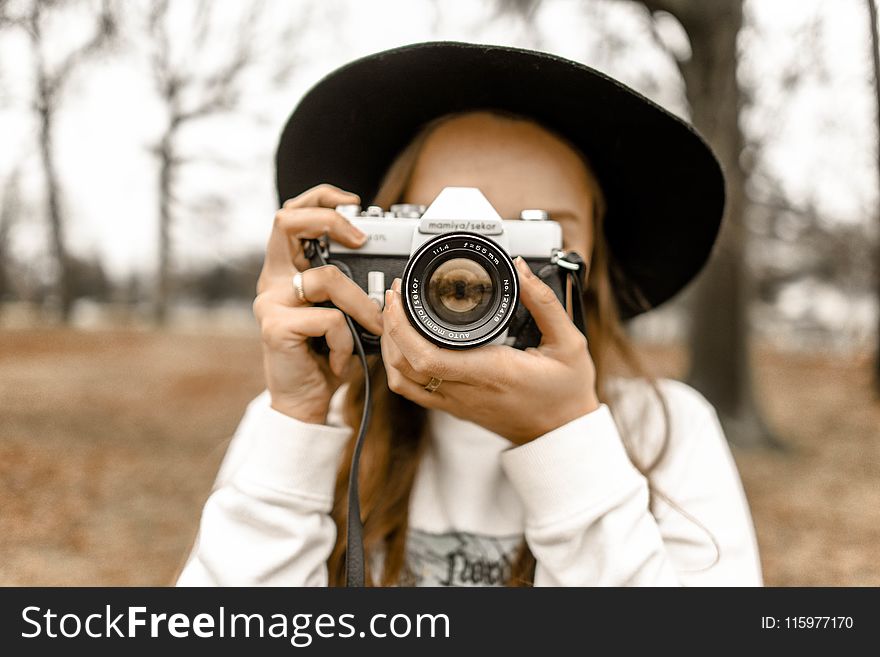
304;237;371;587
553;250;589;339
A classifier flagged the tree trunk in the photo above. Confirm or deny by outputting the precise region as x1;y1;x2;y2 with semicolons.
668;0;778;446
0;173;16;311
867;0;880;391
37;92;73;322
154;133;174;325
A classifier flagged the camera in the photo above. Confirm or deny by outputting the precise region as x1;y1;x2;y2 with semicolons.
307;187;579;353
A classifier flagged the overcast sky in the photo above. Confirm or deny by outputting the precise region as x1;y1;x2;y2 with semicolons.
0;0;875;282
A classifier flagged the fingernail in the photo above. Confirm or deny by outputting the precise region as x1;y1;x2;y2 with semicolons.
392;277;401;293
515;256;534;279
384;289;392;308
350;224;367;241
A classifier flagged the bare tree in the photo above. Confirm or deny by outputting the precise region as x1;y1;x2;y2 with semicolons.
867;0;880;391
145;0;276;325
0;170;21;307
622;0;780;447
0;0;13;27
0;5;17;305
2;0;116;321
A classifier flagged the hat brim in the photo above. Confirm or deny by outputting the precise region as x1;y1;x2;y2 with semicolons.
276;41;725;319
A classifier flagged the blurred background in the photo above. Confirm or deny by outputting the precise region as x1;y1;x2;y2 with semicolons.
0;0;877;586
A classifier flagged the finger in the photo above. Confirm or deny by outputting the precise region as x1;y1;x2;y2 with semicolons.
275;206;368;248
292;251;310;272
283;183;360;210
264;306;354;377
382;282;473;383
262;214;299;280
381;318;509;391
385;360;449;410
262;204;366;280
380;325;423;383
258;266;383;335
514;256;580;346
298;265;383;335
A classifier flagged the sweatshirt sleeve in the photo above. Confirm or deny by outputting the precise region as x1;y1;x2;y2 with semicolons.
176;389;351;586
499;381;763;587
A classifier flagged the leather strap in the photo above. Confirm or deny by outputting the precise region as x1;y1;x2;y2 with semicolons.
305;237;371;587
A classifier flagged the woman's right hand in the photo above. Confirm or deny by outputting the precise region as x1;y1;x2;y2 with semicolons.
253;184;383;424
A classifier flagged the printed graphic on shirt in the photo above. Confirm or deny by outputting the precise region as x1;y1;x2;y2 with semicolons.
400;528;523;586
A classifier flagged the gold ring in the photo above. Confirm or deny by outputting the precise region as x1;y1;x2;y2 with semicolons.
292;272;308;303
424;377;443;393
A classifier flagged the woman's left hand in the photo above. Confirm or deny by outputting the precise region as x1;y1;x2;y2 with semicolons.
381;256;600;445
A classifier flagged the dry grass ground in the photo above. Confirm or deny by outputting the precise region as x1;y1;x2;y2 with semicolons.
0;328;877;585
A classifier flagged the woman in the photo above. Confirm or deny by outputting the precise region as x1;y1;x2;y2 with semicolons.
177;42;762;587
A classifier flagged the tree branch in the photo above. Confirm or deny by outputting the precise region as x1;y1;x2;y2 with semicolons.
47;0;117;95
0;0;13;27
177;0;265;122
0;168;21;245
491;0;543;21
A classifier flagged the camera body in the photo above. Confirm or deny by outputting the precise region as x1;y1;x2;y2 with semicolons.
309;187;572;353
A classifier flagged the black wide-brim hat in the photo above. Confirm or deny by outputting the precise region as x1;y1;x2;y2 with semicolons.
276;41;724;319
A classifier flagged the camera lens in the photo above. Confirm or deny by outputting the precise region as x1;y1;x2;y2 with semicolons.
401;232;519;349
427;258;494;325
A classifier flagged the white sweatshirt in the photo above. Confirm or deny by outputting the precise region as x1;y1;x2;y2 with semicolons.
177;377;763;587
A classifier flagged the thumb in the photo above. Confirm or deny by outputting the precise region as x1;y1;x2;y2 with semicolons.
514;256;575;346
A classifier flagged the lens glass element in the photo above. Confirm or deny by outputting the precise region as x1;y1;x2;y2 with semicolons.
426;257;494;325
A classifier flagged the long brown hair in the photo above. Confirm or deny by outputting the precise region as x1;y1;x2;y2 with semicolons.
326;112;674;586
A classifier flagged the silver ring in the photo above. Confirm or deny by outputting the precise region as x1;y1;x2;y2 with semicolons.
424;377;443;393
292;272;308;303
